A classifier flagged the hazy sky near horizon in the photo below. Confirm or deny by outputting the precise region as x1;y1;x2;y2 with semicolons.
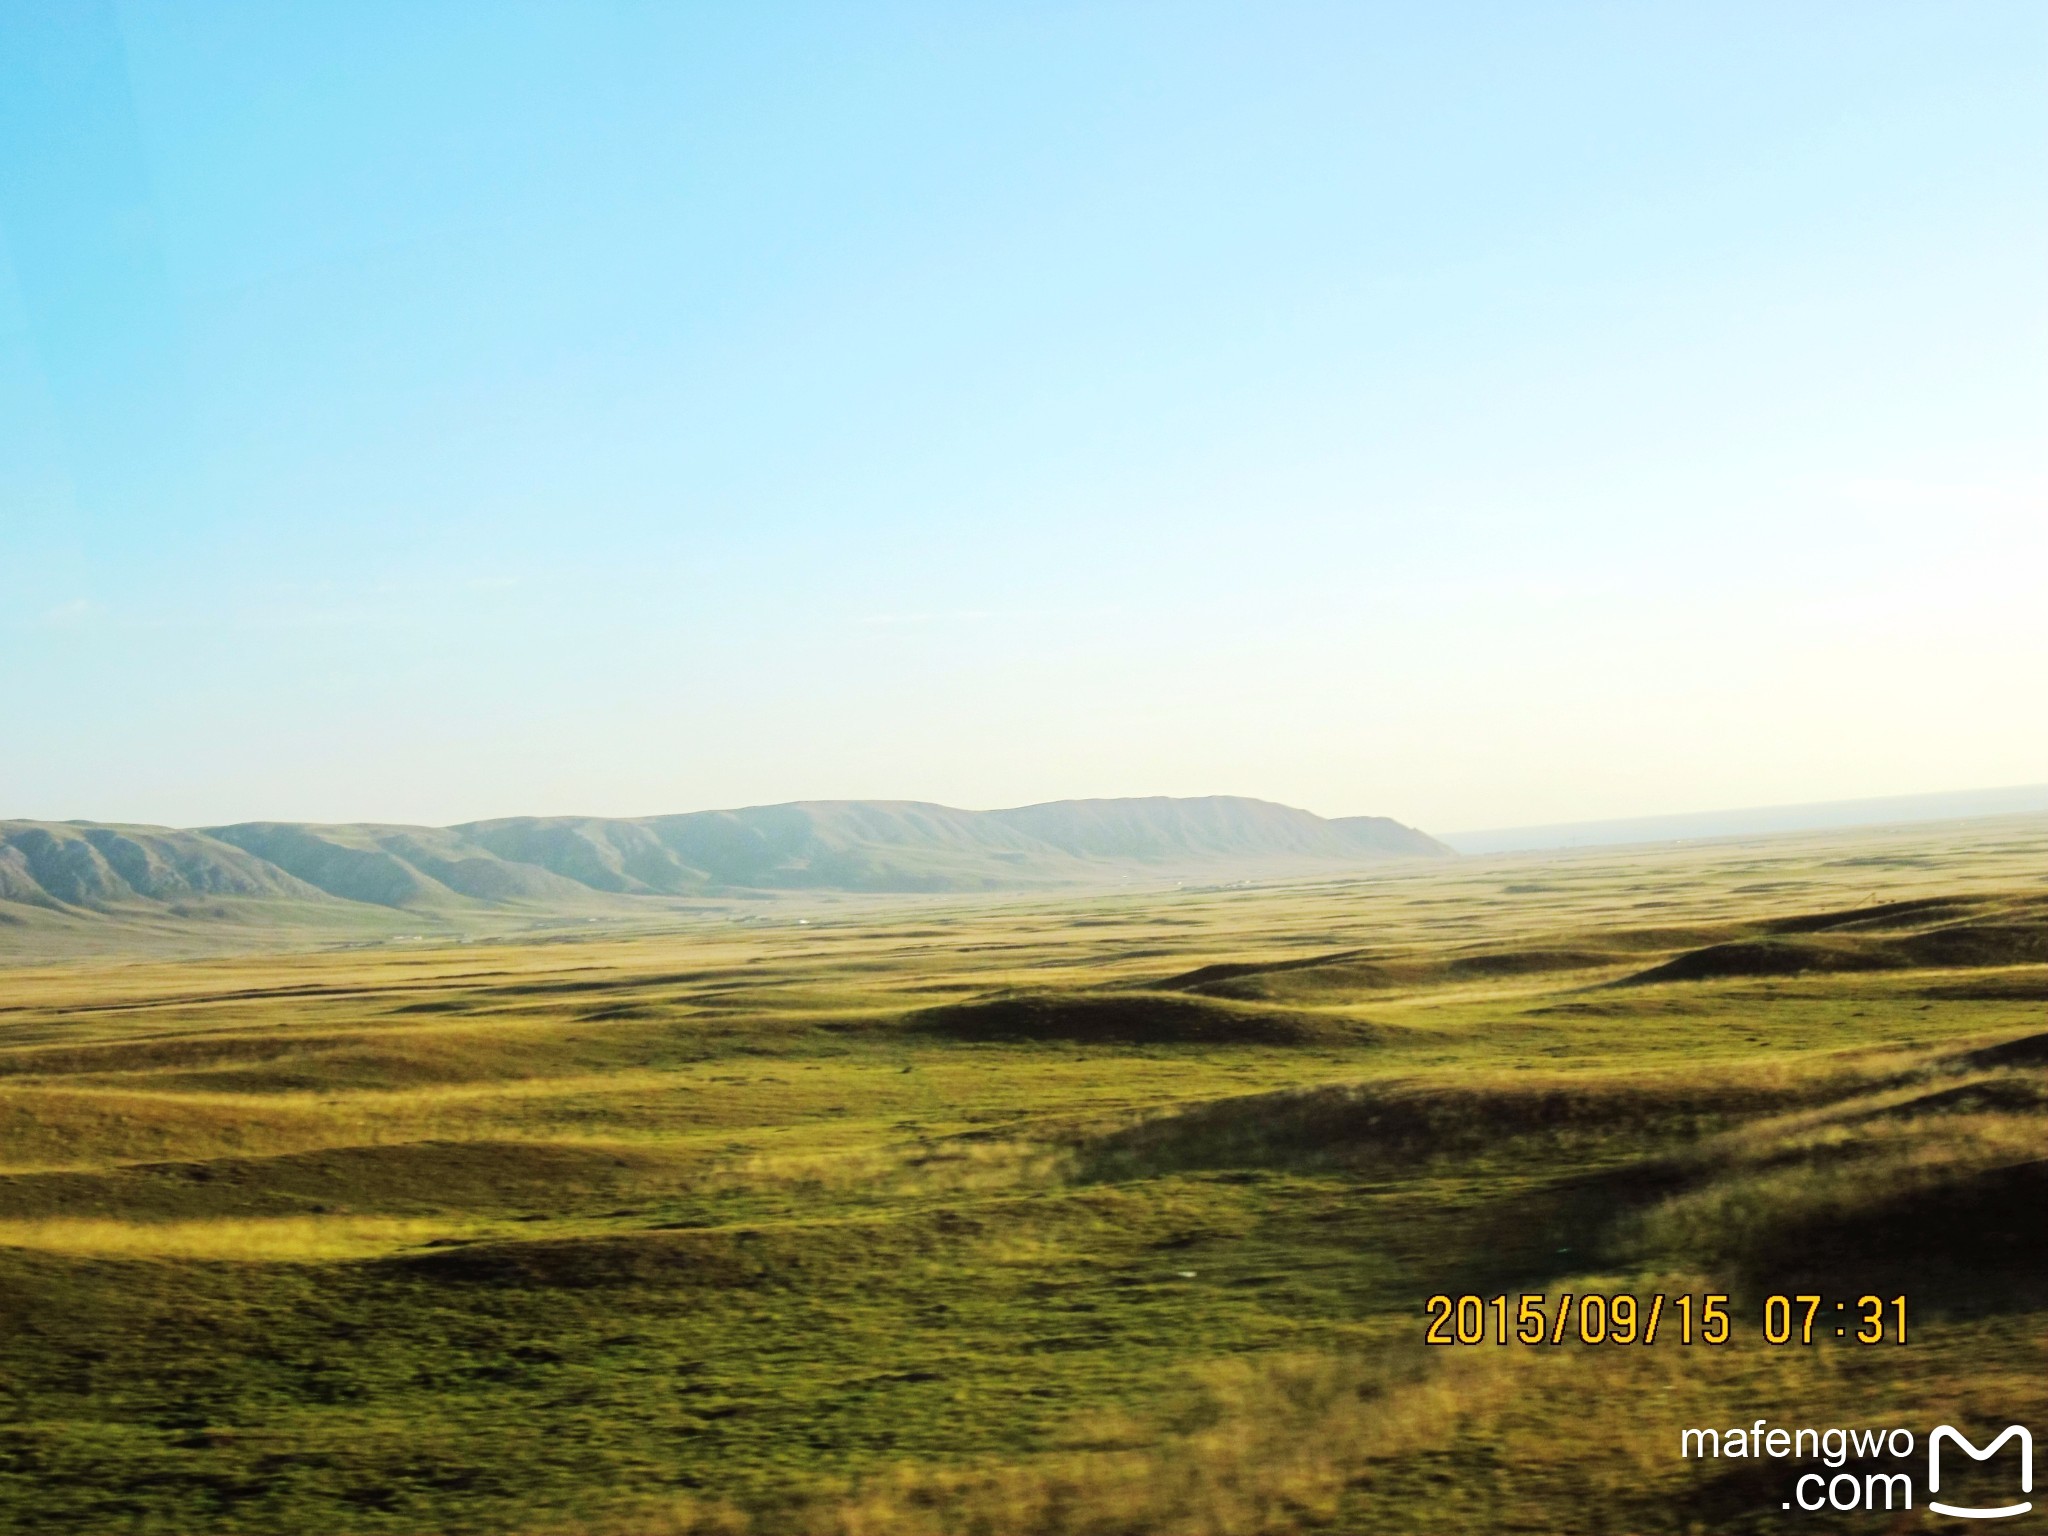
2;2;2043;833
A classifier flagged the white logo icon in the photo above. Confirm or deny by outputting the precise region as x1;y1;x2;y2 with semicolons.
1929;1425;2033;1520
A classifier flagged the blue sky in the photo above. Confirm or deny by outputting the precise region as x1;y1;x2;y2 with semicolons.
2;1;2043;832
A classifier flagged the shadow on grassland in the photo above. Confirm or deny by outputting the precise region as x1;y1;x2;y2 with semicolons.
1622;1039;2048;1318
1075;1075;1822;1183
1616;905;2047;986
905;991;1379;1046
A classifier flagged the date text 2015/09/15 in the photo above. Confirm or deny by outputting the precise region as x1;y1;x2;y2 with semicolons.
1423;1293;1909;1347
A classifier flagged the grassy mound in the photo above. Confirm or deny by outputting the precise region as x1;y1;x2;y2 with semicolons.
1154;946;1626;1002
1644;1153;2048;1309
906;991;1360;1046
1620;902;2047;986
1763;896;1990;934
1080;1073;1814;1180
1627;1054;2048;1310
1618;937;1903;984
1893;920;2048;967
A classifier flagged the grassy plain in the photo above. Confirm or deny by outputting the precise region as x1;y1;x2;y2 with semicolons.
0;816;2043;1533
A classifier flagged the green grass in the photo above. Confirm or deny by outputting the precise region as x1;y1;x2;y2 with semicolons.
0;815;2043;1532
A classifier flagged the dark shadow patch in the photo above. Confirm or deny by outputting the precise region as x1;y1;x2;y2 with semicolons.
1957;1029;2048;1070
1895;922;2048;968
1078;1076;1811;1182
1617;938;1904;986
0;1140;675;1222
1149;946;1626;1002
1676;1454;1919;1535
1740;1159;2048;1316
381;1229;775;1289
1924;972;2048;1001
1437;948;1626;979
1858;1077;2048;1119
1764;896;1987;934
908;991;1363;1046
1425;1160;1703;1299
1620;903;2046;986
376;1215;926;1291
1147;949;1376;993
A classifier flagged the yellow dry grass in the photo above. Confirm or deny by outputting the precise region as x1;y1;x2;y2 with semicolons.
0;1213;458;1260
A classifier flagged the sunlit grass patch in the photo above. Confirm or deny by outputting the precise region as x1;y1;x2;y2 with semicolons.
0;1213;462;1260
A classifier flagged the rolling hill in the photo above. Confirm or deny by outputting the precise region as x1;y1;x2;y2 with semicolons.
0;798;1448;945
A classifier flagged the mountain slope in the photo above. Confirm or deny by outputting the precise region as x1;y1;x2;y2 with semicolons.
992;797;1447;861
0;823;329;909
460;799;1448;894
461;802;1100;894
206;823;599;907
0;798;1450;935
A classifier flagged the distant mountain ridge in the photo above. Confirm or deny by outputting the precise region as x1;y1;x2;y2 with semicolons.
0;797;1449;918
